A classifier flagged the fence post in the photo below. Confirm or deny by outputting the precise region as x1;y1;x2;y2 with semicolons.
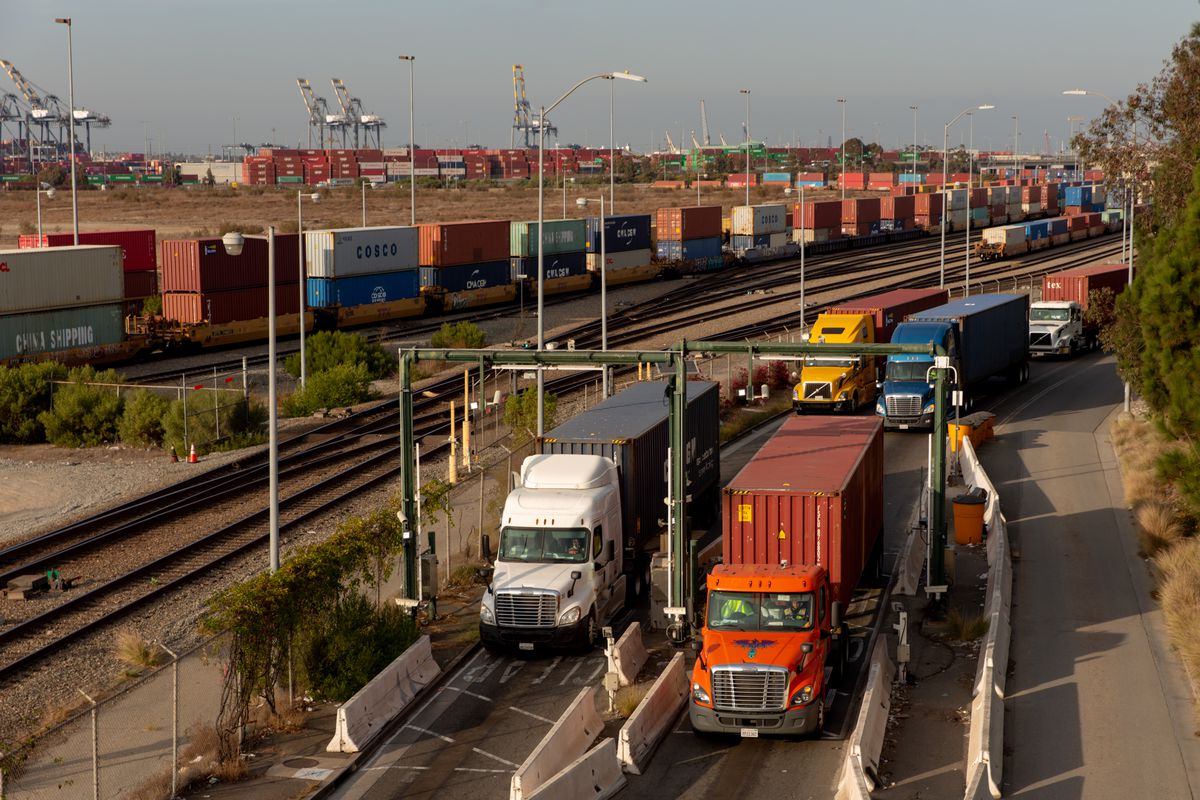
213;368;221;441
478;470;485;560
159;643;179;799
242;357;249;400
181;375;189;452
79;689;98;800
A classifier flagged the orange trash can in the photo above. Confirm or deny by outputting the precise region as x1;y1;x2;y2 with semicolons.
953;487;987;544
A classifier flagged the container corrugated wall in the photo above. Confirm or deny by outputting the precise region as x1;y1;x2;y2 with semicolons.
18;230;156;272
307;269;420;308
585;214;652;254
1041;263;1129;310
0;245;124;314
304;226;419;278
418;260;510;292
831;287;950;343
161;235;300;293
509;219;587;258
586;249;653;273
730;204;787;236
418;221;510;266
655;206;722;241
161;283;300;324
0;303;125;361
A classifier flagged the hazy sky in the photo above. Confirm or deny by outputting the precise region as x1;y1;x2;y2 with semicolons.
3;1;1196;157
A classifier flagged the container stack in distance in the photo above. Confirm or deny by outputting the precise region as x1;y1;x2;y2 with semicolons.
0;245;128;362
18;229;159;315
304;226;420;309
730;204;789;251
655;205;722;266
509;219;588;285
584;213;653;277
418;221;511;294
159;234;301;324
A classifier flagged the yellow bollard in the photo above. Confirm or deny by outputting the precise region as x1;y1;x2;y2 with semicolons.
462;370;471;470
448;400;458;484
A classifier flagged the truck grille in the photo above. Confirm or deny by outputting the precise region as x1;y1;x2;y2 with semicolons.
885;394;922;417
802;382;832;400
1029;332;1052;348
711;665;789;712
495;591;557;627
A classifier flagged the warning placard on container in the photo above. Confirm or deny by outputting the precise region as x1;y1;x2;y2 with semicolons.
738;505;752;523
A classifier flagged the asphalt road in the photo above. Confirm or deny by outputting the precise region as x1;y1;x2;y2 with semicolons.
988;351;1200;798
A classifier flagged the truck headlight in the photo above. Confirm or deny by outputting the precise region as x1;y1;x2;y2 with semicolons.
790;684;815;706
793;387;801;400
837;390;848;400
480;603;494;624
692;682;711;704
923;402;936;414
558;606;581;625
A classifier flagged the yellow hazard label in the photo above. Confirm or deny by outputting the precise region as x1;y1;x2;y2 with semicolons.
778;528;787;540
738;505;752;523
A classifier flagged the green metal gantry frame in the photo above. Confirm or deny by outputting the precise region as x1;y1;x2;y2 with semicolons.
398;339;949;629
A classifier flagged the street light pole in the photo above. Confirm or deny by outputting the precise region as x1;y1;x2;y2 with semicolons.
910;105;918;184
399;55;416;225
940;103;994;289
35;184;55;240
577;196;608;396
740;89;751;207
1012;115;1019;178
54;18;78;245
297;191;319;388
965;113;974;296
610;77;615;211
838;97;846;201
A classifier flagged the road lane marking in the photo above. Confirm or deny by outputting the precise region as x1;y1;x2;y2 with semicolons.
363;765;430;772
456;767;512;773
444;685;492;702
509;706;554;724
473;747;520;768
559;660;583;685
500;661;525;684
585;657;606;683
473;655;504;683
405;724;454;744
531;657;561;684
457;650;490;683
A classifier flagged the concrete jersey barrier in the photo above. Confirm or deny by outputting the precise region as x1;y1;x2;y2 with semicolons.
609;621;649;687
836;638;895;799
527;738;626;800
617;651;687;774
511;686;604;800
326;634;440;753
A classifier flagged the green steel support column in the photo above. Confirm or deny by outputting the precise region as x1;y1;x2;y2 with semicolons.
479;357;486;426
930;364;947;591
670;349;688;611
400;350;418;599
747;346;755;404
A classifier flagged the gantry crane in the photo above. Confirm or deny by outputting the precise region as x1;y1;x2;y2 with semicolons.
700;99;711;146
297;79;341;148
511;65;556;149
330;78;386;149
0;58;109;164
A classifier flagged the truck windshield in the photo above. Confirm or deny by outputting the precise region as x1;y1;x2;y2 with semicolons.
885;360;931;381
706;590;815;632
498;527;590;563
1030;307;1070;321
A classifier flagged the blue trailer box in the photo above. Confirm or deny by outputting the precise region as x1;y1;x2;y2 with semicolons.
419;260;511;292
511;252;588;282
655;236;722;261
730;234;771;250
307;269;420;308
584;214;652;254
905;294;1029;388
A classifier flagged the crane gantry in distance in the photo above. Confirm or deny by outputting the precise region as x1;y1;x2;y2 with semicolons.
0;57;110;170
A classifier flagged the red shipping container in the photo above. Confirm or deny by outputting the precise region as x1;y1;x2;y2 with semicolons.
831;286;950;343
721;416;884;607
418;221;510;267
18;229;157;272
793;201;841;229
914;193;943;216
990;205;1006;218
161;284;300;325
1041;263;1130;310
123;269;157;299
655;206;723;241
1021;186;1042;203
160;235;301;293
925;174;946;186
1064;206;1084;216
880;195;915;221
842;197;881;224
950;172;971;183
1067;215;1090;231
868;172;894;185
970;188;988;207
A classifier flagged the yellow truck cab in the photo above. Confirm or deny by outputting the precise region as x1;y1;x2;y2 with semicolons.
793;312;876;413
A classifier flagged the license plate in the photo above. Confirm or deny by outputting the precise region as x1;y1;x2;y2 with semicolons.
518;642;534;651
898;424;909;430
739;728;759;738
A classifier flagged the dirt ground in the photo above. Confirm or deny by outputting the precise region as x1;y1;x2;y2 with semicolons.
0;181;866;247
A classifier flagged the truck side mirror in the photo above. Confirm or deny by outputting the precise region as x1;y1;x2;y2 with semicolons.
481;534;492;562
568;570;582;598
801;642;813;654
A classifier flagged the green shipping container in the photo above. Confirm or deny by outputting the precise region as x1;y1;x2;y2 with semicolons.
278;175;304;184
86;175;107;184
510;218;587;258
141;175;164;183
0;303;125;361
0;175;25;183
110;175;136;183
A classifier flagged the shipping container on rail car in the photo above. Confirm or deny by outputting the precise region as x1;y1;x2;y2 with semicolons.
830;287;950;343
304;226;419;279
584;214;652;254
843;197;881;224
730;204;788;236
0;245;124;315
721;416;884;606
0;303;126;362
307;269;420;308
793;200;841;229
161;283;301;324
418;260;511;292
509;219;587;258
586;248;654;274
655;206;722;241
511;251;588;282
418;221;510;266
160;235;300;293
19;229;156;272
655;236;722;261
880;195;916;222
124;270;157;299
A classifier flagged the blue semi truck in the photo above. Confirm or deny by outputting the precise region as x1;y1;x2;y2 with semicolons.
876;294;1029;430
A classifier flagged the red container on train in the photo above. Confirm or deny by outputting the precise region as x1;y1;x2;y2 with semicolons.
123;270;158;299
161;283;301;325
842;197;881;224
880;195;915;221
793;200;841;230
655;206;722;241
18;229;157;272
1040;263;1130;311
160;235;301;293
418;220;510;267
830;286;950;343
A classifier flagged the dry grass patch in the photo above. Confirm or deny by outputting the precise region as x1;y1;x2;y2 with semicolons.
1155;538;1200;719
124;766;173;800
614;685;649;717
1136;500;1185;557
946;606;989;642
115;630;162;670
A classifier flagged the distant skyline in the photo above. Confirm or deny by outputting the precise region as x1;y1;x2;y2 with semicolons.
3;1;1196;157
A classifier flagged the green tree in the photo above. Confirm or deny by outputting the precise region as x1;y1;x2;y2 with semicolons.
38;366;124;447
284;330;391;380
118;389;170;447
281;362;377;417
163;390;266;455
204;167;216;188
430;321;489;350
0;362;65;443
503;387;556;443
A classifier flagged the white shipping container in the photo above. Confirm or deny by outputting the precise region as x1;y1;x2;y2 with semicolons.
586;248;652;273
1021;201;1042;215
947;209;968;227
792;228;831;243
386;163;410;175
731;204;788;236
383;147;410;157
0;245;124;314
441;168;467;177
768;232;789;248
176;161;240;184
982;225;1026;248
305;227;419;279
413;168;440;177
947;189;968;210
358;161;385;169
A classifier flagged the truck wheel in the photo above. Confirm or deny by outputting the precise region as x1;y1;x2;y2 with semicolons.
813;695;825;737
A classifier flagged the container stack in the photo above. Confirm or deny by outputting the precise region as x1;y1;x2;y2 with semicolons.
945;189;968;230
418;221;512;296
159;235;301;324
18;229;158;313
913;193;943;229
879;195;915;231
583;214;653;279
1005;186;1024;221
510;219;588;285
0;245;127;362
795;172;826;189
792;200;842;243
838;172;867;191
654;206;723;264
730;204;788;251
842;197;881;237
305;227;420;309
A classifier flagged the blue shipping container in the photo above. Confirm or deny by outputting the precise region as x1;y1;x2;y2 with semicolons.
1048;217;1069;236
306;270;419;308
655;237;722;261
419;260;511;292
795;180;825;188
898;173;924;184
1065;186;1092;207
511;252;588;282
730;234;771;250
584;214;653;254
763;172;791;182
1025;221;1050;240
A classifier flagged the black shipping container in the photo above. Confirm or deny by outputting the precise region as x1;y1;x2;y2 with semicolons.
418;260;511;292
510;251;589;282
585;214;653;254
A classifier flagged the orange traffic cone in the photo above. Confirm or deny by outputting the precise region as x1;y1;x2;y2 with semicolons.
187;444;198;464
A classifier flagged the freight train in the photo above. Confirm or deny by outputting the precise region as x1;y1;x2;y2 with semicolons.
2;179;1111;366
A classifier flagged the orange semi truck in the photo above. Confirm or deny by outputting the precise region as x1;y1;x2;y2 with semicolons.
689;416;884;737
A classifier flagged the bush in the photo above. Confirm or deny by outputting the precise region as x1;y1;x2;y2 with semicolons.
281;362;377;417
0;362;65;443
163;390;266;456
118;389;170;447
504;387;556;443
430;321;488;350
300;592;420;702
283;330;391;381
141;295;162;316
38;366;124;447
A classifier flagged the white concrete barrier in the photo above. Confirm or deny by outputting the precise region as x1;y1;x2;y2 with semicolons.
617;651;687;775
326;634;440;753
836;638;895;799
894;484;929;596
608;622;649;687
511;686;604;800
527;738;626;800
